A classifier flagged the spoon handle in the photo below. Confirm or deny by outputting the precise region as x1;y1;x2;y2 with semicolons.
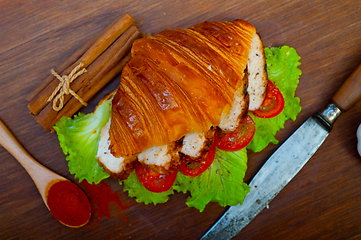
0;119;65;204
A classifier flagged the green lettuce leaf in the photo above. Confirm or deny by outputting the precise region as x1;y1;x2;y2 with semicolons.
247;46;302;152
54;99;112;184
174;148;249;212
122;148;249;212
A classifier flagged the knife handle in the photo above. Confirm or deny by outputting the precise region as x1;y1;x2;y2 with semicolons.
332;62;361;111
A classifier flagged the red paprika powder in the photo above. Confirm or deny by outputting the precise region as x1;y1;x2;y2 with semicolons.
80;181;129;223
47;180;91;227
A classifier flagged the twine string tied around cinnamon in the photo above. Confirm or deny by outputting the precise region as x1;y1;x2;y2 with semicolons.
48;62;88;111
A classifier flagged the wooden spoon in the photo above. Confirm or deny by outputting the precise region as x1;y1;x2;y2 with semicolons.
0;119;91;228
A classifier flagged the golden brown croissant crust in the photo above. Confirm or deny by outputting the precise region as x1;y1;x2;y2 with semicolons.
109;19;256;157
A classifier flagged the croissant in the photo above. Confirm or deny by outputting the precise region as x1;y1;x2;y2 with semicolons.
96;19;268;179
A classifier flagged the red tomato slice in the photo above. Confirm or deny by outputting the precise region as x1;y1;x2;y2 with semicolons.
252;80;285;118
178;143;216;177
135;162;177;193
214;115;255;151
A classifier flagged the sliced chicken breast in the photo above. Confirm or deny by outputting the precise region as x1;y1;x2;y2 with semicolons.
137;144;181;174
180;129;215;159
96;119;136;180
218;77;248;132
247;33;268;111
217;33;268;133
181;132;207;158
97;120;122;172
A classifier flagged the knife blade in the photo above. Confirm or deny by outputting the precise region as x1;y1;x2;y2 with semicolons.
201;62;361;240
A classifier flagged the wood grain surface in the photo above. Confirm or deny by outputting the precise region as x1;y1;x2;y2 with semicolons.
0;0;360;239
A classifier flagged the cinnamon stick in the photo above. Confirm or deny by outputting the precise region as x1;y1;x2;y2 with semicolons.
28;13;135;115
34;25;139;130
35;29;141;131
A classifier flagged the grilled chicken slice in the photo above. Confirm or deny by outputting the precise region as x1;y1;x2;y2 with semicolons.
219;33;267;132
180;128;215;160
181;132;207;158
137;142;182;174
96;119;136;180
247;33;268;111
218;72;249;132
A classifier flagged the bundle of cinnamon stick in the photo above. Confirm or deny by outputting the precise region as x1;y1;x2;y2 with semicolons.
27;13;142;131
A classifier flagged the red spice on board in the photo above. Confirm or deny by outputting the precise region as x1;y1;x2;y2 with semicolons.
80;181;129;223
47;180;91;227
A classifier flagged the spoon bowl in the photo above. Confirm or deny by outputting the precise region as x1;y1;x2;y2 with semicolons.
0;119;91;228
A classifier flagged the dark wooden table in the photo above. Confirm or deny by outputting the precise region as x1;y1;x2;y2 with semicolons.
1;0;360;239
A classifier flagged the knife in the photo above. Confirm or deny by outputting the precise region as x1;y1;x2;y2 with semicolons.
201;62;361;240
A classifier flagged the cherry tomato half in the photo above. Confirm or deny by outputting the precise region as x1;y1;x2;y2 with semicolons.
252;80;285;118
178;143;216;177
135;162;177;193
214;115;255;151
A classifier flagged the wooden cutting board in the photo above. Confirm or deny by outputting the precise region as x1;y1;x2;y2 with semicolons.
0;0;360;239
